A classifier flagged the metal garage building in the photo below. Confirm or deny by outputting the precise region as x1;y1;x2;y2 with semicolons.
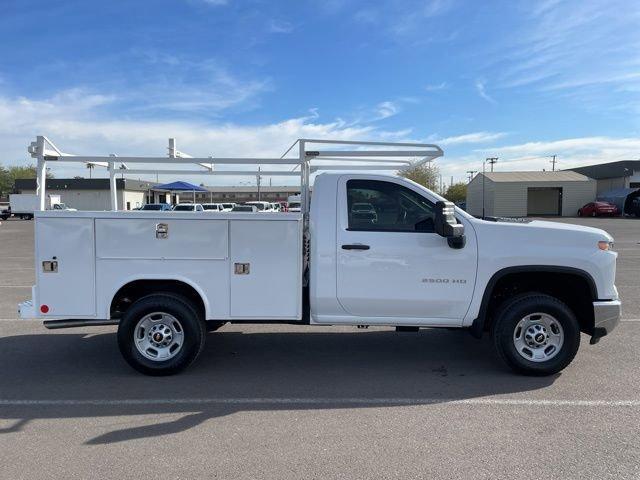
466;171;596;218
569;160;640;194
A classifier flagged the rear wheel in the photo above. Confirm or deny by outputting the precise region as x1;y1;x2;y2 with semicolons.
117;293;206;376
492;293;580;376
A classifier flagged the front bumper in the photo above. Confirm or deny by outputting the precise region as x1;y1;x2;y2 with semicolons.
590;300;622;344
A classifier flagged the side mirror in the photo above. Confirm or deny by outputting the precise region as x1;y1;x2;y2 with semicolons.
434;201;466;249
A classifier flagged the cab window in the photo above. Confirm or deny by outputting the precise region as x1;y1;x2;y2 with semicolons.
346;179;435;232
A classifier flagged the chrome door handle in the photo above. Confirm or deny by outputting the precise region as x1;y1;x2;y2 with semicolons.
342;244;370;250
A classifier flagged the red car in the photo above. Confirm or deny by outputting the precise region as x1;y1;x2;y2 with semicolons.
578;201;618;217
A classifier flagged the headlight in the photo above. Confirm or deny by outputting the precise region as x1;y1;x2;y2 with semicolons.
598;240;614;251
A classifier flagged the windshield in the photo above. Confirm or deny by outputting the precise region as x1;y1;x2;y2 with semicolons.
142;204;163;210
247;203;265;211
202;205;219;210
289;202;300;208
173;205;194;211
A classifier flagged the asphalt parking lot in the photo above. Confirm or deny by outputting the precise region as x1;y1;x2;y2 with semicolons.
0;217;638;479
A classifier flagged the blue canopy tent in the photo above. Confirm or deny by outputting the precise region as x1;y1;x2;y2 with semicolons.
597;187;640;215
152;181;208;204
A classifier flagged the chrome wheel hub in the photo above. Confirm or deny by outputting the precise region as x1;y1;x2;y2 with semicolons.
134;312;184;362
513;313;564;363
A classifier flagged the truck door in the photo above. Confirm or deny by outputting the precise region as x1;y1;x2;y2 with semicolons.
336;177;477;324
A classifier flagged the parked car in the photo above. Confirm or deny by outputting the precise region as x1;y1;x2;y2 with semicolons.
1;202;11;220
172;203;204;212
221;203;236;212
245;201;272;212
288;195;301;212
140;203;172;211
271;203;281;212
578;202;618;217
232;204;258;212
279;201;289;212
350;202;378;224
629;198;640;217
202;203;224;212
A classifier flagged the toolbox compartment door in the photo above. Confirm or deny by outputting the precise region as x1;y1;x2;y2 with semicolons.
229;219;302;319
35;217;96;316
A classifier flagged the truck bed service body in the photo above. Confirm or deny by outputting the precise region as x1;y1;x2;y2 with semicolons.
18;137;621;375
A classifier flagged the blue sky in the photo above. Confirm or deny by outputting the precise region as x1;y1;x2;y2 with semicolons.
0;0;638;184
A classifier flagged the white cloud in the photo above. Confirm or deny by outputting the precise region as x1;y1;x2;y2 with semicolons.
475;79;495;104
466;136;640;173
494;0;640;110
197;0;228;5
436;131;507;146
374;101;400;120
0;89;380;183
267;19;294;34
424;82;447;92
422;0;453;18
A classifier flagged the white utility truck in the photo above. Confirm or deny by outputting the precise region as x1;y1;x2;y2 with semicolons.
9;193;75;219
18;136;621;376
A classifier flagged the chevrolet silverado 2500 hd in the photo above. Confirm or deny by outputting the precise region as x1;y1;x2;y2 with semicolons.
18;137;621;376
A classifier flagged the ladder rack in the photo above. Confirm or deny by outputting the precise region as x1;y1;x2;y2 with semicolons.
28;136;443;215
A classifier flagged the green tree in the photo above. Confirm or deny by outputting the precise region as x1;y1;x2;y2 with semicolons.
399;162;440;191
0;165;54;197
444;182;467;203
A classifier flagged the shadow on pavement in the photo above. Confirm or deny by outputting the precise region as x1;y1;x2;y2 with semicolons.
0;328;557;444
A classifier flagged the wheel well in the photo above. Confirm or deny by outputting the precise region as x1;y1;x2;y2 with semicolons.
110;280;206;320
480;270;595;335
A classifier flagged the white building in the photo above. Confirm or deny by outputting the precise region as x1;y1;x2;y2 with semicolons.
14;178;158;211
466;171;596;217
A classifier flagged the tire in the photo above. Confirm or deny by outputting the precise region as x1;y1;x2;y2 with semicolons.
491;293;580;376
117;293;206;376
591;211;597;217
577;209;582;216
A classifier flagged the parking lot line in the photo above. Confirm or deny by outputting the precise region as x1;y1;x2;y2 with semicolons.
0;398;639;407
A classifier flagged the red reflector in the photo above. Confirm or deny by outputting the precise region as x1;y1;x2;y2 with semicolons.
40;304;49;314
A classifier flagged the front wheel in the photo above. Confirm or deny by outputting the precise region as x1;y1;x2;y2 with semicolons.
117;293;206;376
492;293;580;376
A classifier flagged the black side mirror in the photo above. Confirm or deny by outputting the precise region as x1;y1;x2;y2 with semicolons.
434;201;466;249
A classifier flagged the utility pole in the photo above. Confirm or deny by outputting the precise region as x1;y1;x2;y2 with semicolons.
482;158;498;218
487;157;498;172
466;170;477;183
256;166;262;201
550;155;557;171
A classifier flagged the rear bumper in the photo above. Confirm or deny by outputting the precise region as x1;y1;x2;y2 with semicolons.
590;300;621;344
18;299;36;319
